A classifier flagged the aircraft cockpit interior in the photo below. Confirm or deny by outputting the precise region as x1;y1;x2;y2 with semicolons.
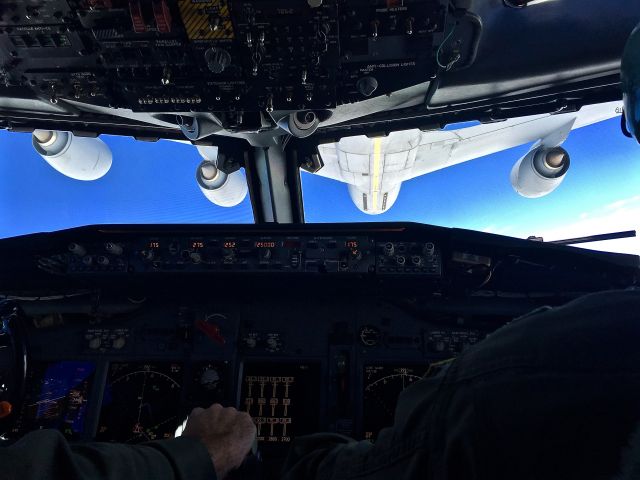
1;1;640;479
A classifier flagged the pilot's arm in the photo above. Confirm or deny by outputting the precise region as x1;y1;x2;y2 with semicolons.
0;404;256;480
281;290;640;480
281;368;454;480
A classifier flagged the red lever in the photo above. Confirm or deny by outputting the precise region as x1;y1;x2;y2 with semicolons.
129;1;146;33
0;401;12;419
196;319;226;345
153;0;172;34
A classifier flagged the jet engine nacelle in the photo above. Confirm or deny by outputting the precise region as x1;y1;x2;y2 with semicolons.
510;146;570;198
195;146;248;207
32;130;112;181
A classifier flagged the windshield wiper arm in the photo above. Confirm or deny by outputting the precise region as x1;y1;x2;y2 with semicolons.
527;230;637;246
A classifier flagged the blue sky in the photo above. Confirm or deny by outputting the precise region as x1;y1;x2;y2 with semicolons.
1;115;639;252
0;132;255;233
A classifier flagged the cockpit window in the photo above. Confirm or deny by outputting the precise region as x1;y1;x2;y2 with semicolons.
3;104;639;256
0;132;254;239
302;111;640;255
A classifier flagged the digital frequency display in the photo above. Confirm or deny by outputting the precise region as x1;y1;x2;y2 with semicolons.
362;365;429;441
8;361;95;440
97;363;182;443
240;363;320;445
255;241;277;248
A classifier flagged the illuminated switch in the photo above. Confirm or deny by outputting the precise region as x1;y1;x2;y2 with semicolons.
259;378;267;397
269;398;279;416
246;380;254;397
280;417;292;436
280;421;287;437
244;398;254;414
282;398;291;416
268;417;279;436
257;398;266;416
255;417;265;437
283;377;294;397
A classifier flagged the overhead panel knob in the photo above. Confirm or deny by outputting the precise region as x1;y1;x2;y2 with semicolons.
205;47;232;74
357;76;379;97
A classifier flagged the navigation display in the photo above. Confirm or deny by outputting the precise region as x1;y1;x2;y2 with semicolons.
8;361;95;440
362;365;429;441
240;363;320;445
97;362;183;443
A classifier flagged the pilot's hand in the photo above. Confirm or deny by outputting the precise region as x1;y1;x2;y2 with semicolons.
183;403;257;479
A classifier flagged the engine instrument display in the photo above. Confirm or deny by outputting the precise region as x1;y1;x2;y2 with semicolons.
240;363;321;445
8;361;95;440
97;362;183;443
362;365;429;441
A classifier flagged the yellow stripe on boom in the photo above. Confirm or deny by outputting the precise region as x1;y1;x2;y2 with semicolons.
372;137;382;211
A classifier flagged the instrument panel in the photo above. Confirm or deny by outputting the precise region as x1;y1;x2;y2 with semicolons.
2;294;495;459
96;362;183;442
42;234;443;277
362;364;428;441
4;221;636;479
0;0;480;132
8;222;631;477
240;363;320;445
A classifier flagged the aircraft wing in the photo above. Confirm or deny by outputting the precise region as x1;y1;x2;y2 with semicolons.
315;101;622;214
